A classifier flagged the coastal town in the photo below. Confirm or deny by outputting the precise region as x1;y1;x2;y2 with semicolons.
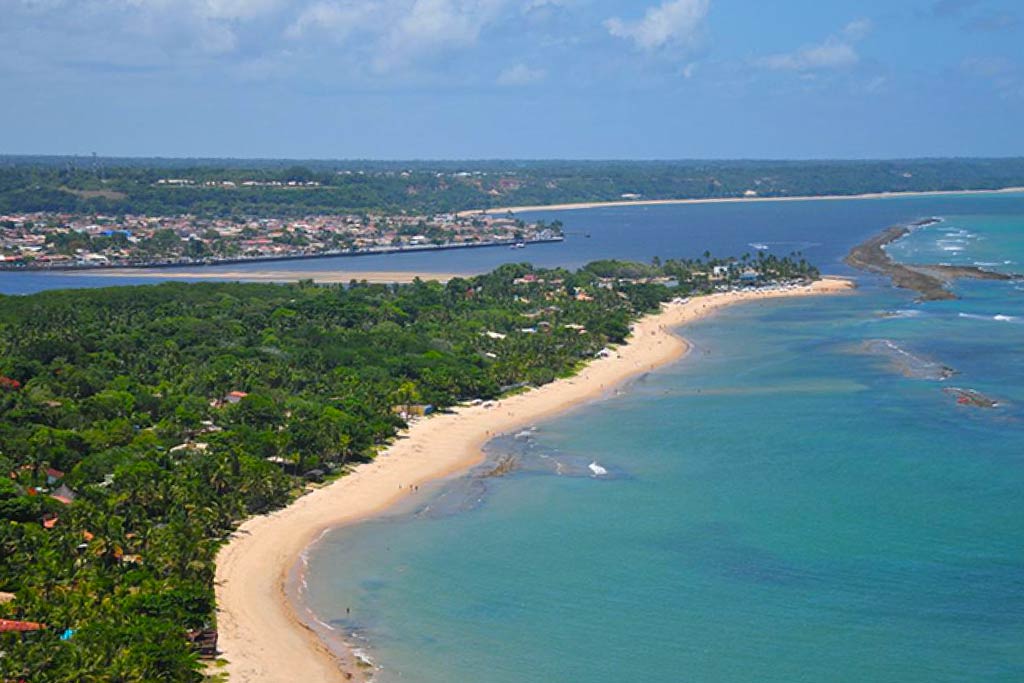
0;212;563;270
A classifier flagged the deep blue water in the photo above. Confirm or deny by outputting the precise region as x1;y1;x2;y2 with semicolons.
4;192;1024;294
298;195;1024;683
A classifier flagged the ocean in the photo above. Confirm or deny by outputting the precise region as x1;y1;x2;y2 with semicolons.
2;194;1021;681
298;195;1024;682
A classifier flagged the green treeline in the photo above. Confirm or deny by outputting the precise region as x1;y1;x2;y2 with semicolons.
0;256;815;681
2;157;1024;217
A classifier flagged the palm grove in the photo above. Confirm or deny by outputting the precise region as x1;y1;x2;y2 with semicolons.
0;254;817;681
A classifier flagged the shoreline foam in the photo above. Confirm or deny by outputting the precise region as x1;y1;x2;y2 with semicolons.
213;277;855;683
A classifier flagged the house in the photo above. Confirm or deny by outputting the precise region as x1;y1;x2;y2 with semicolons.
170;442;209;455
45;468;64;485
224;391;248;405
740;270;760;283
50;484;76;505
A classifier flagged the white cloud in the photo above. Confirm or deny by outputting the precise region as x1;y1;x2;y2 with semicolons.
759;39;858;71
757;18;870;72
604;0;709;51
285;1;377;41
841;18;873;41
497;63;546;85
285;0;512;71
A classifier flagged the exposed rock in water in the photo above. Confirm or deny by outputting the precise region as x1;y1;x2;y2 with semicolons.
844;219;1017;301
479;454;519;478
943;387;999;408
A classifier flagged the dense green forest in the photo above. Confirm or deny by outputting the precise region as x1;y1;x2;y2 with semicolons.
0;256;818;681
2;157;1023;217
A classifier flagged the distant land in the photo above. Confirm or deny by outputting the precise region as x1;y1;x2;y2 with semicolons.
2;156;1024;218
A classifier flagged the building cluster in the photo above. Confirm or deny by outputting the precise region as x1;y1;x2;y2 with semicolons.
155;179;322;187
0;211;561;269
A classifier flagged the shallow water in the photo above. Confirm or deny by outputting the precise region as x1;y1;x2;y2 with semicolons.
4;193;1021;681
301;195;1024;683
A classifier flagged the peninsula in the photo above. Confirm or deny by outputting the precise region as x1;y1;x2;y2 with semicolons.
0;211;562;271
0;254;829;682
215;275;855;682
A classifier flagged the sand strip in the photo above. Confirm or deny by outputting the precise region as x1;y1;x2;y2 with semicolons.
68;269;463;284
214;277;855;683
460;187;1024;216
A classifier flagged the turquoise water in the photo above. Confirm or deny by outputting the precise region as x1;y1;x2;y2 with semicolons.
887;214;1024;276
303;198;1024;682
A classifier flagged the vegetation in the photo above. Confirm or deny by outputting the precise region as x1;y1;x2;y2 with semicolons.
2;157;1023;217
0;256;816;681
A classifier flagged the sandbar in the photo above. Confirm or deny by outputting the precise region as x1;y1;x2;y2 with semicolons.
460;187;1024;216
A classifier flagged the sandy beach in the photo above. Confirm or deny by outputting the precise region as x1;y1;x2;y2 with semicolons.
460;187;1024;216
213;276;855;683
70;269;463;284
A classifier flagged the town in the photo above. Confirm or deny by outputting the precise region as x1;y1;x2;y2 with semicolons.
0;212;564;270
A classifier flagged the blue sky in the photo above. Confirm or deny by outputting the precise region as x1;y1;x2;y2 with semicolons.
1;0;1021;159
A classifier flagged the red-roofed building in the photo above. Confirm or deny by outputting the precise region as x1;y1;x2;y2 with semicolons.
46;468;64;485
0;619;45;633
224;391;248;405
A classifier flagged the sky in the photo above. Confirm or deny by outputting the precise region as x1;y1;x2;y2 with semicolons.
1;0;1022;159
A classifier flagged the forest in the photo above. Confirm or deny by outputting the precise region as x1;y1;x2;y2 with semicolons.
0;254;817;681
2;157;1024;218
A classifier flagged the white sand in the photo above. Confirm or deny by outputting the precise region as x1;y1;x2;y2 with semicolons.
214;277;855;682
71;269;462;284
460;187;1024;216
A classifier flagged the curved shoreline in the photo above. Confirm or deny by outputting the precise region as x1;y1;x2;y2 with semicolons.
213;277;855;683
460;187;1024;216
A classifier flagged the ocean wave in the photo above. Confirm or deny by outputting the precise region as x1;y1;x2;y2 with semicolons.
859;339;956;381
880;309;923;319
747;240;821;251
959;313;1020;323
